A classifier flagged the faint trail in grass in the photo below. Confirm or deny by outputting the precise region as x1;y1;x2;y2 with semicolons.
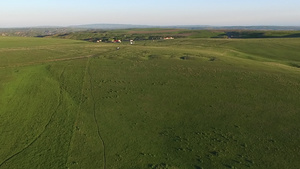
0;67;65;168
0;55;93;69
65;50;116;168
6;77;25;104
87;57;107;169
64;56;90;167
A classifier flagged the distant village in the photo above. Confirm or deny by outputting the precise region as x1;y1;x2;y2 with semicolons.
96;36;174;43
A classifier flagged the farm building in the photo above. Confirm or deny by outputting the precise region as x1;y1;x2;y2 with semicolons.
112;39;122;43
164;37;174;40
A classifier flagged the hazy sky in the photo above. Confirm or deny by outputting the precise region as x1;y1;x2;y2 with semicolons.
1;0;300;27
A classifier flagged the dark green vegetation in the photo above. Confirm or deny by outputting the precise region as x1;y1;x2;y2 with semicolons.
50;29;300;42
2;25;300;37
2;27;300;41
0;35;300;169
0;28;81;37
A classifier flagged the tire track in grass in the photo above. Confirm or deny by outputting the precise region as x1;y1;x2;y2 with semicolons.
6;77;25;104
0;67;66;168
0;46;118;70
64;56;90;167
87;57;107;169
0;55;93;69
65;50;116;168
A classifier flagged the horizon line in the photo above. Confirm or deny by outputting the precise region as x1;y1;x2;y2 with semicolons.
1;23;300;29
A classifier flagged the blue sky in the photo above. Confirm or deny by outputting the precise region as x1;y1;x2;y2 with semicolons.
1;0;300;27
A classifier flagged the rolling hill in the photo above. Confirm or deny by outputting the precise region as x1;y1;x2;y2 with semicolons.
0;36;300;169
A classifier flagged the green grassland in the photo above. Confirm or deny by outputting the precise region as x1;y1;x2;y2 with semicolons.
0;35;300;169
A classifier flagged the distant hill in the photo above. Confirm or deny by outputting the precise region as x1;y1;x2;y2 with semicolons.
0;27;82;37
2;24;300;31
69;24;155;29
68;24;300;30
2;24;300;38
206;26;300;31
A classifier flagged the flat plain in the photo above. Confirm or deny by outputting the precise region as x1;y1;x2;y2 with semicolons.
0;35;300;169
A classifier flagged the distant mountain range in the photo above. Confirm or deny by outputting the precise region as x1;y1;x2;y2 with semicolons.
69;24;154;29
69;24;300;30
1;24;300;38
1;24;300;30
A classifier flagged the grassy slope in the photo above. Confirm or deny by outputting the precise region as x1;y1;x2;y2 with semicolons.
0;37;300;169
51;29;300;42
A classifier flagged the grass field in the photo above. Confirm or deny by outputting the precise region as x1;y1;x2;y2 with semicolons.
50;29;300;42
0;36;300;169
